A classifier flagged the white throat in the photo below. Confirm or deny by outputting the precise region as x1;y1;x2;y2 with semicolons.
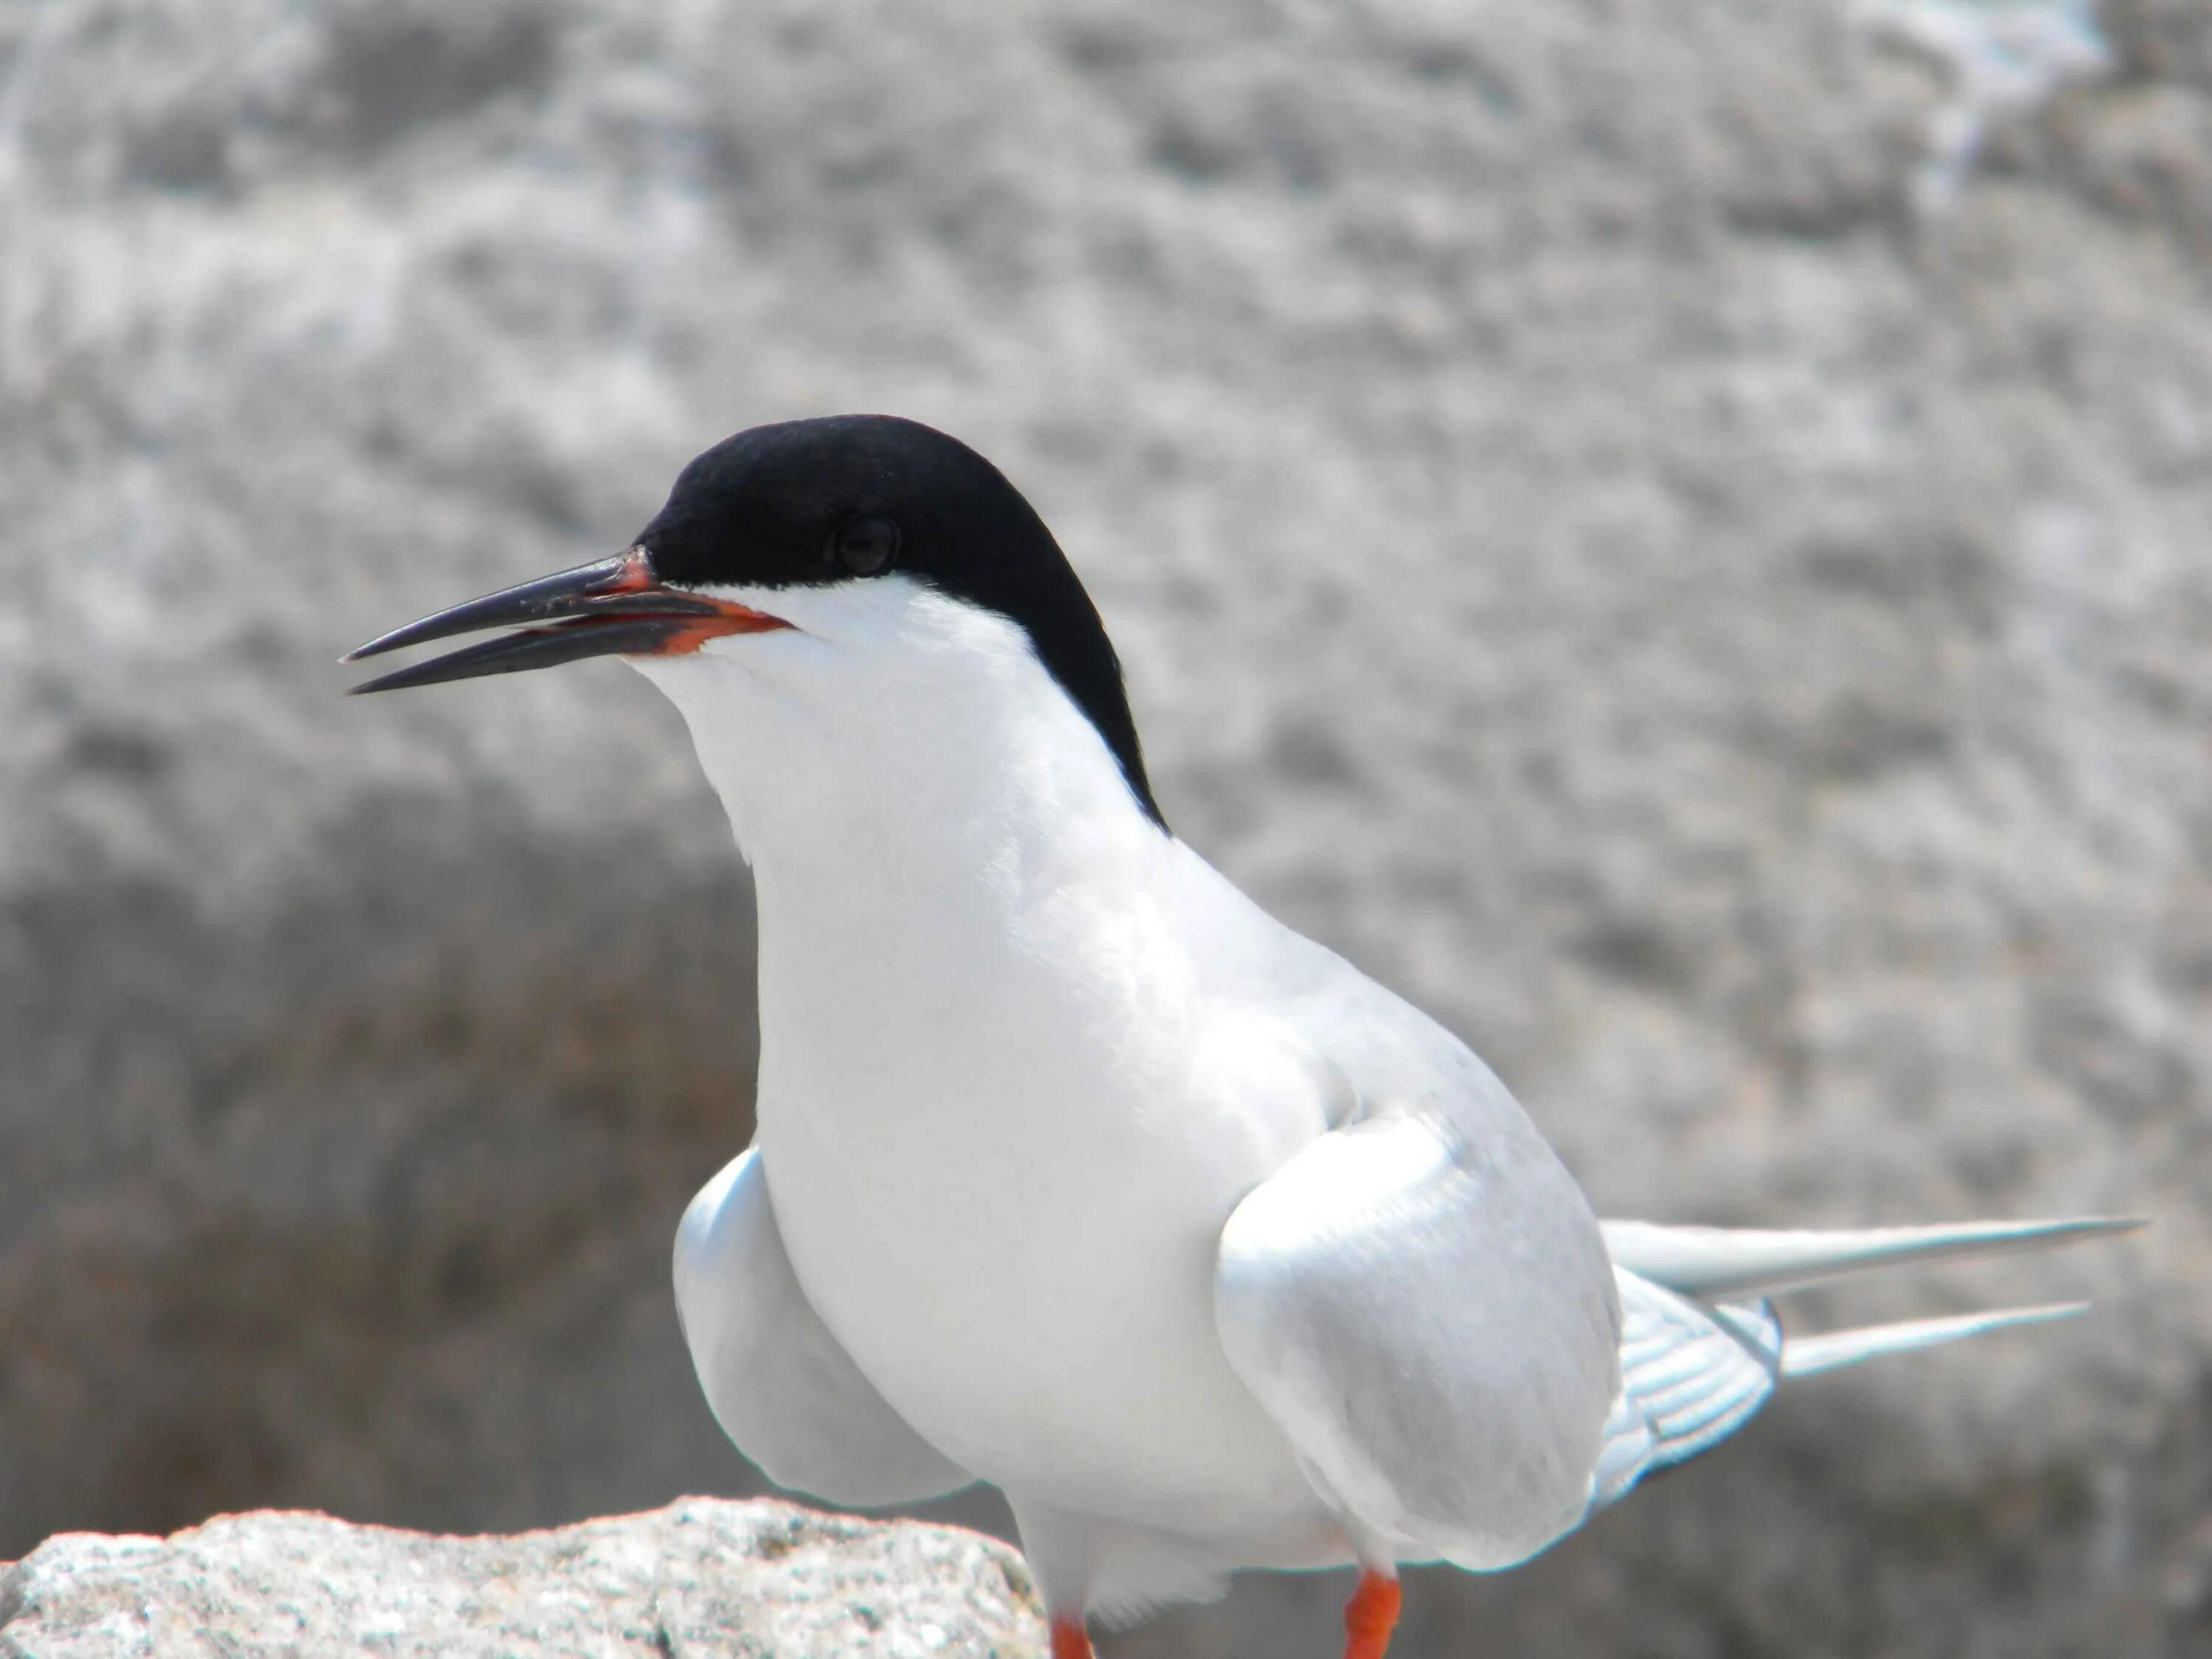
628;574;1164;928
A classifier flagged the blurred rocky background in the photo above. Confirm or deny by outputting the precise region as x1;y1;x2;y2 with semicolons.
0;0;2203;1653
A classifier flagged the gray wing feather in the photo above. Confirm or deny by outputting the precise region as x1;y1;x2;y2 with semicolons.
672;1147;973;1506
1586;1270;1778;1510
1214;1109;1621;1571
1586;1217;2128;1509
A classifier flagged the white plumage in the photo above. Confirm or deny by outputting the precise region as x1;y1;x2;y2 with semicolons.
644;574;2135;1627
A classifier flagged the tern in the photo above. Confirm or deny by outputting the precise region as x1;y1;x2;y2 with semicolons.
350;414;2139;1659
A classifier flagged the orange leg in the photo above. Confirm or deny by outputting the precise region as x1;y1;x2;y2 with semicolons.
1343;1569;1402;1659
1050;1616;1096;1659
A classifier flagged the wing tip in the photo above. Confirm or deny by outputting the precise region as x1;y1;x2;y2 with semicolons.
1602;1211;2149;1299
2014;1214;2149;1239
1779;1300;2093;1379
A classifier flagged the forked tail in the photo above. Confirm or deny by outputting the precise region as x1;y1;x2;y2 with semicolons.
1585;1214;2142;1510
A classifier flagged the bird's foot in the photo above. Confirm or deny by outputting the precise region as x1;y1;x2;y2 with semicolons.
1049;1616;1096;1659
1343;1569;1402;1659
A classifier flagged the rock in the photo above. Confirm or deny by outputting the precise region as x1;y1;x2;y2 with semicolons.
0;1500;1044;1659
0;0;2205;1655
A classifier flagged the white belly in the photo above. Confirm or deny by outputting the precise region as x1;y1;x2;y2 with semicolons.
752;949;1329;1537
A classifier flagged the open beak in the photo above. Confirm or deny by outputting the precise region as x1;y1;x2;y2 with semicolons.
344;546;791;694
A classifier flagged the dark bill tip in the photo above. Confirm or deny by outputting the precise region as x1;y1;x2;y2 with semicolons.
347;616;707;694
344;550;655;663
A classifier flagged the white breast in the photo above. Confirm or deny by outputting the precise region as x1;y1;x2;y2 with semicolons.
632;579;1333;1535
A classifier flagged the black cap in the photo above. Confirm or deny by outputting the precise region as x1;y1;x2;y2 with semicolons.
641;414;1164;830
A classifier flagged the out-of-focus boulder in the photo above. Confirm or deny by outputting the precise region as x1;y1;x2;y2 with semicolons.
0;1500;1044;1658
0;0;2205;1655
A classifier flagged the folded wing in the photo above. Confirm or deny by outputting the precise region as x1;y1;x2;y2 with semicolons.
1214;1110;1622;1571
673;1147;973;1506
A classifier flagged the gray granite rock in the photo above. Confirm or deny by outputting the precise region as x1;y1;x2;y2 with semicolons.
0;1501;1044;1659
0;0;2204;1655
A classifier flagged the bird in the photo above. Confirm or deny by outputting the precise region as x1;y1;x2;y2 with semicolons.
348;414;2140;1659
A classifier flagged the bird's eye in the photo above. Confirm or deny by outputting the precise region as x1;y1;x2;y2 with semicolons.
830;515;901;577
